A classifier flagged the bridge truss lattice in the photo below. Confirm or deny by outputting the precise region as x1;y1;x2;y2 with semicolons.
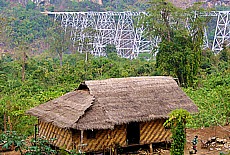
47;11;158;59
211;11;230;52
45;11;230;58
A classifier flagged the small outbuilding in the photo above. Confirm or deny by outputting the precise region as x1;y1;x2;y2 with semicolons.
27;76;198;153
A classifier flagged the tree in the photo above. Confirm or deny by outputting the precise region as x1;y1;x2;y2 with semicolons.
164;109;191;155
219;42;230;62
105;44;118;59
1;12;29;82
0;0;9;11
142;0;209;87
48;22;71;67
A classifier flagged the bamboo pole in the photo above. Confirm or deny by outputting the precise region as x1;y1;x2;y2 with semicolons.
149;143;153;155
80;130;84;145
79;130;84;153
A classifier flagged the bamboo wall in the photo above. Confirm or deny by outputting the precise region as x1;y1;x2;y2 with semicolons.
38;119;171;153
74;119;171;152
38;120;73;151
140;119;171;145
74;125;127;153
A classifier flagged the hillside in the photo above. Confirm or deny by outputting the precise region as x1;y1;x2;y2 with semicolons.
169;0;230;9
11;0;230;11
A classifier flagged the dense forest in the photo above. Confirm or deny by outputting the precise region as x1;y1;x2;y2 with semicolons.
0;0;229;154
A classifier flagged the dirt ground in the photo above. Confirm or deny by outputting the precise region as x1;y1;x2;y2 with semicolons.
184;125;230;155
1;125;230;155
161;125;230;155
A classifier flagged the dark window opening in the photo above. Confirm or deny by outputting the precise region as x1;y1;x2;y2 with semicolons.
127;122;140;145
86;130;97;139
77;83;89;91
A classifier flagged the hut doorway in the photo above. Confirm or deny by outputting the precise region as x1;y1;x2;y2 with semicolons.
127;122;140;145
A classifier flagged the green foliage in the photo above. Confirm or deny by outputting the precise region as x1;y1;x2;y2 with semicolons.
164;109;191;155
0;52;156;135
105;44;117;55
0;3;52;49
156;34;200;87
142;0;179;41
0;0;9;10
25;137;57;155
215;5;230;11
185;73;230;128
69;149;83;155
47;22;71;67
26;1;36;11
200;49;216;74
142;0;209;87
0;131;58;155
184;45;230;128
219;151;230;155
53;0;148;12
219;46;230;62
0;131;25;154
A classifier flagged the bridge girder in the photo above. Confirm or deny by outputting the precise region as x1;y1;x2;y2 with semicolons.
44;11;230;58
49;11;154;59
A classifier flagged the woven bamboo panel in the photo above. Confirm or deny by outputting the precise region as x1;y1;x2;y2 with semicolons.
38;120;73;151
140;119;171;144
74;125;126;152
38;119;170;153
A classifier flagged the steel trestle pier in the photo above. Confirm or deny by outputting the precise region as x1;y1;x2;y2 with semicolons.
43;11;230;58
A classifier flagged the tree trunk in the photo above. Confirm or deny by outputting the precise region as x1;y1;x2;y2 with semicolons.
4;113;7;132
22;51;26;82
85;52;88;63
59;52;63;67
162;9;171;42
8;116;12;132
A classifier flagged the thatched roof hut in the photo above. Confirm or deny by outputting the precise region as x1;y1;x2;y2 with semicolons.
27;76;198;130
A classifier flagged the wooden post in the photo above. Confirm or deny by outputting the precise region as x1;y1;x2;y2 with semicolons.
80;130;84;152
114;148;117;155
149;143;153;154
109;148;112;155
37;119;39;136
71;129;78;150
80;130;84;145
34;124;37;141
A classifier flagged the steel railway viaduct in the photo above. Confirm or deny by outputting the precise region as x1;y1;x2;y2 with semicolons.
44;11;230;59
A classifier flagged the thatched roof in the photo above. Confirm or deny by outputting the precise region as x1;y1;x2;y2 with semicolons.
27;76;198;130
27;90;94;129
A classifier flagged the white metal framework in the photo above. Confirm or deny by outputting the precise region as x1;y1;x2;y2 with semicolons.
45;11;156;59
43;11;230;58
212;11;230;52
